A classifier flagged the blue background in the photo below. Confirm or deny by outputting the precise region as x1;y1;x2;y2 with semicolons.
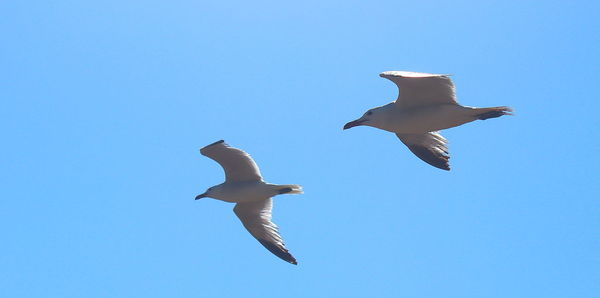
1;1;598;297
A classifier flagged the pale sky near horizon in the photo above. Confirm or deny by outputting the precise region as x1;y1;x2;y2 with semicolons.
1;1;599;297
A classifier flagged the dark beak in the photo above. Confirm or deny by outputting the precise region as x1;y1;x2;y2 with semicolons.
195;193;207;200
343;119;366;130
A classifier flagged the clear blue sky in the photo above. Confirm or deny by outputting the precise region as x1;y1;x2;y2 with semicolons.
1;1;598;297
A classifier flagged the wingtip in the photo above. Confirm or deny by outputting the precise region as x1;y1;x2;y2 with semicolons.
379;71;398;77
200;139;225;152
209;139;225;146
287;255;298;265
439;159;451;171
432;162;451;171
258;239;298;265
380;70;450;78
404;144;451;171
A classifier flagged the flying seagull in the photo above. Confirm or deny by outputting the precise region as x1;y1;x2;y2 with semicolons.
343;71;513;170
195;140;302;265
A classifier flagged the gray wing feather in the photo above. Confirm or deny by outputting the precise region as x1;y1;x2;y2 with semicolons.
380;71;457;108
233;199;297;264
200;140;262;182
396;132;450;170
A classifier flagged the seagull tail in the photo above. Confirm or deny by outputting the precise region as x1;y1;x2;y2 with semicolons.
475;106;514;120
276;184;304;195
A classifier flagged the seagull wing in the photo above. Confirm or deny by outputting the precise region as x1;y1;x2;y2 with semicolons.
380;71;457;108
396;132;450;171
200;140;262;182
234;199;297;265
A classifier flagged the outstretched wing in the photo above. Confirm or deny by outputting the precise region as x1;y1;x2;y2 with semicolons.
200;140;263;182
234;199;297;265
380;71;457;108
396;132;450;171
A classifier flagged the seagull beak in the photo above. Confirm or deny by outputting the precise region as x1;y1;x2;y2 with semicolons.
343;119;366;130
195;193;207;200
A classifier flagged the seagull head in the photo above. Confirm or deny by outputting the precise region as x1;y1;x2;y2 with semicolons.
343;108;380;130
195;186;216;200
344;110;373;130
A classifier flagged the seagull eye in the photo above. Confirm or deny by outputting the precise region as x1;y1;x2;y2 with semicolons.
366;111;373;116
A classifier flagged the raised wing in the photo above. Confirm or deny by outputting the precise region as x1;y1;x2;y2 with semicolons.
200;140;262;182
234;199;297;265
396;132;450;170
380;71;457;108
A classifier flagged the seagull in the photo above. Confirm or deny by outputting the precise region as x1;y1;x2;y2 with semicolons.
195;140;302;265
343;71;513;170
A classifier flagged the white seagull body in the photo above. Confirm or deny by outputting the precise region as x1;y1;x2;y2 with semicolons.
343;71;513;170
195;140;302;265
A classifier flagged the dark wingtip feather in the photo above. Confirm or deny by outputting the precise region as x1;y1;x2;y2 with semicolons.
258;239;298;265
208;139;225;146
201;140;225;152
277;187;293;194
407;145;451;171
477;107;514;120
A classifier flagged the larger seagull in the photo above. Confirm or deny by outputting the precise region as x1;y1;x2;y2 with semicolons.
195;140;302;265
343;71;513;170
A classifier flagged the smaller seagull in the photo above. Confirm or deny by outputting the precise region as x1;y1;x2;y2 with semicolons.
343;71;513;170
195;140;302;265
